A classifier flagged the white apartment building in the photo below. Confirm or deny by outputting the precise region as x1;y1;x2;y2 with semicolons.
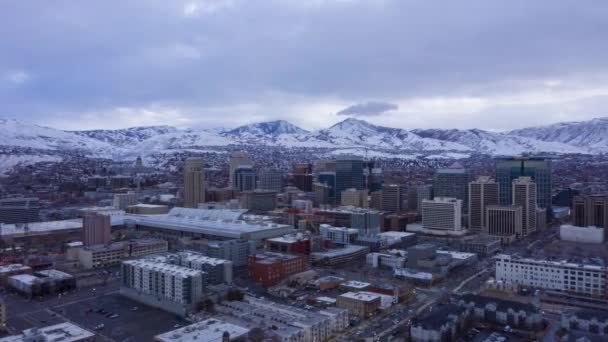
121;260;204;307
495;254;607;298
421;197;462;231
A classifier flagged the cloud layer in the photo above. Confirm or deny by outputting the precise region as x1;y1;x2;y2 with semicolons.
1;0;608;130
337;101;398;117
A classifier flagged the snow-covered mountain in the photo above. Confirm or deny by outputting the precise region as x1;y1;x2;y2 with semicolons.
0;116;605;173
224;120;308;137
72;125;178;147
508;117;608;152
412;128;589;155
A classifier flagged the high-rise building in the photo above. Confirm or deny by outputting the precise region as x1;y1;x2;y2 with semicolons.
113;192;137;210
351;209;381;235
0;197;40;224
184;157;205;208
335;158;364;202
234;167;256;192
341;188;368;208
291;164;314;193
495;157;552;215
572;195;608;236
433;164;470;212
485;205;522;244
468;176;499;232
512;177;537;236
421;197;463;231
370;191;382;210
82;213;111;246
381;184;401;213
318;172;337;202
257;169;284;193
229;151;252;187
416;185;433;215
314;182;330;206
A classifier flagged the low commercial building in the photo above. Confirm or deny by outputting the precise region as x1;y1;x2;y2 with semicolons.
8;270;76;298
337;292;381;317
310;245;369;266
0;264;32;286
126;204;169;215
248;252;308;287
458;235;502;256
561;309;608;336
495;254;607;298
0;322;94;342
154;318;250;342
340;280;371;292
121;260;205;316
319;225;358;245
266;234;311;255
559;225;605;244
216;297;348;342
366;252;406;269
74;238;168;269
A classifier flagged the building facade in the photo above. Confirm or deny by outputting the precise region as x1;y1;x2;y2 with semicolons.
468;176;499;232
512;177;537;236
421;197;463;231
184;157;205;208
82;213;111;246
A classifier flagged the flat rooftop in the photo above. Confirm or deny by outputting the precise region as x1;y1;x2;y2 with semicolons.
154;318;249;342
339;291;380;302
311;245;369;258
122;260;204;278
0;264;31;274
495;254;607;271
0;322;95;342
342;280;371;289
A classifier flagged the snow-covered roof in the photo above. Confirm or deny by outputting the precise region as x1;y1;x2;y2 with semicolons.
154;318;249;342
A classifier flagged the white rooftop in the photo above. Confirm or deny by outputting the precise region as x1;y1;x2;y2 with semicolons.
339;291;380;302
122;260;204;278
0;264;31;274
37;269;73;280
342;280;371;289
168;207;247;221
0;322;95;342
437;250;477;260
0;219;82;236
155;318;249;342
311;245;368;258
8;274;39;285
495;254;606;271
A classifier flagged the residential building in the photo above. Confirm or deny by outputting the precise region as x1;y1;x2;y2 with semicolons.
512;177;537;236
75;239;168;269
468;176;499;232
184;157;205;208
421;197;463;231
121;260;205;316
82;212;111;246
561;309;608;337
410;304;468;342
458;294;543;331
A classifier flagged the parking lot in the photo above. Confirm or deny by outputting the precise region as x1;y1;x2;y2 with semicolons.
55;293;189;342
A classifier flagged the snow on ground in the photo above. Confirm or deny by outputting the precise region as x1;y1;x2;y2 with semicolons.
0;154;62;175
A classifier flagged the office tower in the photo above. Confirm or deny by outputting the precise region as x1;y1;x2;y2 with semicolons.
315;159;337;173
381;184;401;213
83;213;111;246
351;209;381;236
468;176;499;232
229;151;252;187
240;190;277;211
416;185;433;215
340;188;368;208
113;192;137;210
495;157;552;214
421;197;463;231
370;191;382;210
485;205;523;243
234;167;256;192
257;169;284;193
433;163;470;212
368;168;383;192
318;172;337;202
335;158;365;202
314;182;330;206
184;157;205;208
292;163;313;192
0;197;40;224
572;195;608;235
512;177;537;236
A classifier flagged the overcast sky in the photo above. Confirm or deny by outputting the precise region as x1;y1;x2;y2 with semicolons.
1;0;608;131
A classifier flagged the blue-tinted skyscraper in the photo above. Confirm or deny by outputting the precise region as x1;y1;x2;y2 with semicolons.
318;171;337;202
335;158;365;202
495;157;552;213
234;167;256;192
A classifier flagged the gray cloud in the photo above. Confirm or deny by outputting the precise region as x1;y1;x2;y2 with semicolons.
0;1;608;130
337;101;398;116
